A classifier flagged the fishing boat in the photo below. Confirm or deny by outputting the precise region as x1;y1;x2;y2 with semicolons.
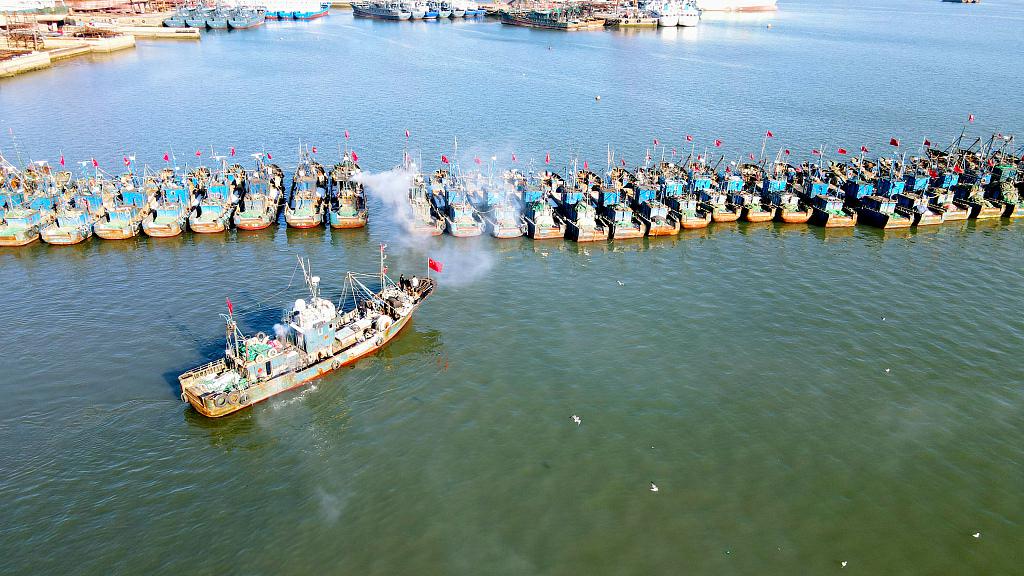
648;0;680;26
190;170;236;233
0;207;43;246
432;169;484;237
40;206;94;245
436;1;452;18
184;7;209;28
328;153;368;229
206;7;229;29
758;159;810;223
485;171;525;238
352;0;412;19
406;170;445;235
658;164;708;229
178;251;434;418
520;171;563;240
881;167;943;226
465;0;485;16
404;0;427;18
293;0;329;19
590;168;643;240
423;0;440;18
94;176;149;240
163;5;190;27
500;6;605;30
698;168;741;223
800;163;856;227
449;0;467;17
918;169;967;221
953;181;1001;219
142;171;191;238
734;163;774;222
847;181;911;229
285;153;326;228
556;170;604;242
630;166;678;236
986;163;1023;218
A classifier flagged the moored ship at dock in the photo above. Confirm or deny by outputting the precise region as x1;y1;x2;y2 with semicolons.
178;252;434;418
328;152;368;229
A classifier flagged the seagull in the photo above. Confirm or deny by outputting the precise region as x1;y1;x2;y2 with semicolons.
973;532;981;538
650;482;659;492
881;316;886;321
540;251;549;257
841;561;848;568
617;281;624;286
885;368;891;373
571;414;581;426
595;95;601;101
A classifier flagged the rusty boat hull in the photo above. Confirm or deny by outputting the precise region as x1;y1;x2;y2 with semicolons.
776;208;813;223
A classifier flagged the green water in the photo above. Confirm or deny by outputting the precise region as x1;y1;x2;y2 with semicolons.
1;0;1023;573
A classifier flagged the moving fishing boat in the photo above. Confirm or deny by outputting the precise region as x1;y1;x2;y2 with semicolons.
328;153;368;229
178;252;434;418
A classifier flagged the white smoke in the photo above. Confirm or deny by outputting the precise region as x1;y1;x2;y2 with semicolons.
354;165;495;286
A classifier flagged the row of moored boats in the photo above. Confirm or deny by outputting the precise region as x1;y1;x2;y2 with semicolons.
163;1;329;29
352;0;485;20
0;149;366;246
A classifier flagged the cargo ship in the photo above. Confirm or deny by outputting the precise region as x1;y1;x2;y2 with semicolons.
178;251;434;418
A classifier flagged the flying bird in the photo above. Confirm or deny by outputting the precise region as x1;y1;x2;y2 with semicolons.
650;482;659;493
841;561;848;568
571;414;581;426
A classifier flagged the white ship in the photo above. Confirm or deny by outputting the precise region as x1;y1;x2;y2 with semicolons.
696;0;777;11
678;0;700;26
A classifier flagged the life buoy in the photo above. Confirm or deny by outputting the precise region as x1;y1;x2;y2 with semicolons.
269;348;280;359
332;359;341;370
227;391;241;405
214;394;228;407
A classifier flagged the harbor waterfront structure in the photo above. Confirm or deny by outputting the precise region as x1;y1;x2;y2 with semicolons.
0;129;1020;247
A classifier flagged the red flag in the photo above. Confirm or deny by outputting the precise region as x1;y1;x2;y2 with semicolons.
91;158;98;168
511;153;517;162
784;149;790;155
889;138;900;147
953;164;964;174
428;258;443;273
987;158;995;167
226;297;233;315
344;130;350;139
545;152;550;164
311;146;317;154
123;156;130;167
230;147;235;157
928;168;938;178
671;148;677;156
620;159;626;167
860;146;869;153
749;153;755;161
441;155;449;164
686;135;694;142
351;151;358;162
968;114;974;123
59;154;65;167
837;148;848;155
923;139;931;147
766;130;774;138
583;160;589;170
195;150;202;157
266;153;272;160
812;149;822;156
653;138;659;146
474;157;481;165
714;139;722;148
163;153;170;162
405;129;410;138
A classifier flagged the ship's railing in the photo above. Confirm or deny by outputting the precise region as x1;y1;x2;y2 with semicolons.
178;358;226;386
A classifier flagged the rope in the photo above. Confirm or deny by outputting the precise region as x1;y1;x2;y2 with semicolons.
233;260;302;318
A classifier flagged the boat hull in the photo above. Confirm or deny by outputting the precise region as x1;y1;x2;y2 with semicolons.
708;207;741;223
182;304;416;418
142;220;185;238
910;210;944;226
1003;203;1024;218
568;225;605;242
856;208;911;229
491;223;525;238
609;223;644;240
932;203;969;221
94;223;140;240
527;223;564;239
675;211;712;229
0;230;40;246
645;219;680;236
810;207;857;228
743;207;775;222
41;227;91;245
329;210;368;229
956;200;1002;219
190;220;228;233
235;214;276;230
776;208;812;223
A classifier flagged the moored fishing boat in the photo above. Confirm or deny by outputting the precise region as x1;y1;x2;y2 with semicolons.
678;0;700;26
884;172;943;226
293;0;329;19
985;163;1023;218
522;171;564;240
591;168;643;240
40;206;94;245
190;172;236;233
800;164;856;227
227;7;266;29
352;0;412;19
143;173;190;238
660;162;710;228
0;207;43;246
500;5;605;30
328;152;368;229
406;170;445;235
432;168;484;237
631;165;678;236
178;252;434;418
206;7;229;29
735;163;773;222
698;168;741;223
285;152;326;228
557;171;604;242
485;170;525;238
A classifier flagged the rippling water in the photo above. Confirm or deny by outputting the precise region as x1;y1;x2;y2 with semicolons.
1;1;1022;574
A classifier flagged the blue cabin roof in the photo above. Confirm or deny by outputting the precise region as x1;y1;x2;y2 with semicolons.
806;181;830;197
1;191;26;208
164;187;189;204
842;180;875;199
122;190;147;207
662;181;685;197
207;184;230;200
903;174;929;191
57;211;89;227
930;173;959;189
877;179;905;197
689;174;713;192
761;179;787;194
599;189;621;207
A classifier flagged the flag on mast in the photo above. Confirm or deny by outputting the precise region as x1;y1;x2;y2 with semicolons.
428;258;443;273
